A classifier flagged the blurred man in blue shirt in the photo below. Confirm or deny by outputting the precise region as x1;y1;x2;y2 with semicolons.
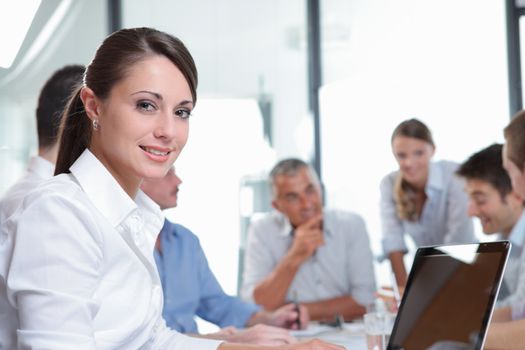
140;167;308;346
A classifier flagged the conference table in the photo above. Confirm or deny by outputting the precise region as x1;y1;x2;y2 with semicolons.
292;322;368;350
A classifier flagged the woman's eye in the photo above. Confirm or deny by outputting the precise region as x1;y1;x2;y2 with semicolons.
175;109;192;119
137;101;156;112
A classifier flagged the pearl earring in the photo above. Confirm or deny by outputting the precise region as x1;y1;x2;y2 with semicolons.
92;119;99;130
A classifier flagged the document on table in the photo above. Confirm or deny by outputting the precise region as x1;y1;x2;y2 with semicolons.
291;322;368;350
291;322;365;338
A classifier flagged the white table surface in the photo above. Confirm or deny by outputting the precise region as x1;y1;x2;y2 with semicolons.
292;322;368;350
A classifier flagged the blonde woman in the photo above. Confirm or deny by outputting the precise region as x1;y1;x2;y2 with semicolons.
380;119;475;286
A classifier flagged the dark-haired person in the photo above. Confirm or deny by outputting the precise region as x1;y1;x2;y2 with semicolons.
0;27;342;350
483;112;525;350
241;158;376;322
0;65;84;349
0;64;84;221
380;118;475;286
141;167;308;346
456;143;525;306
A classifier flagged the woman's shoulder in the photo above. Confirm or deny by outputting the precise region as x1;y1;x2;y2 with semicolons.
379;169;399;192
15;173;99;232
431;160;461;181
382;168;400;179
5;173;104;246
433;159;460;170
23;173;84;207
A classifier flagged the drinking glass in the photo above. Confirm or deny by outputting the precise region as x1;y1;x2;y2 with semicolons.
364;312;396;350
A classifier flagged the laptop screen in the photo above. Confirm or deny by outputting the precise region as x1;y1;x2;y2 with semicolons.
388;241;510;350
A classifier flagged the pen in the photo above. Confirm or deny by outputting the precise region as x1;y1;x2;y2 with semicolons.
320;314;345;329
292;290;301;329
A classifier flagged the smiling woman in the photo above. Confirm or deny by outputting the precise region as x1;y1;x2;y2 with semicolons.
0;27;343;350
54;28;198;181
380;118;476;286
0;27;204;350
79;54;192;197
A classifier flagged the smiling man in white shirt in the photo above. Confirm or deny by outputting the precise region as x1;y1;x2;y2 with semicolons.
484;111;525;350
456;143;525;307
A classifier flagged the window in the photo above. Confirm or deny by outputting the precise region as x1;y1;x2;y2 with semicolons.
320;0;508;284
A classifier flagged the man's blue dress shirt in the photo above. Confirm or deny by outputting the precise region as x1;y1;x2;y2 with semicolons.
154;219;261;333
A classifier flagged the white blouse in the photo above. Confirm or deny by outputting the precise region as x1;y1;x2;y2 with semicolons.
380;160;476;255
0;149;221;350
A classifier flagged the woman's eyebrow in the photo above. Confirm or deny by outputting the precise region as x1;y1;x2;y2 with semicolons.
177;100;194;107
131;90;163;100
131;91;193;107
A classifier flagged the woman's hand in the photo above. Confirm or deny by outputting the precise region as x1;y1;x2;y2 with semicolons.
285;339;346;349
224;324;297;346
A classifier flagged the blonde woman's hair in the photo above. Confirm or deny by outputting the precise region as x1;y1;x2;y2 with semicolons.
394;175;418;221
391;119;434;221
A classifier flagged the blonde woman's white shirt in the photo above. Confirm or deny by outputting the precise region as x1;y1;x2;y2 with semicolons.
380;160;476;255
0;149;222;350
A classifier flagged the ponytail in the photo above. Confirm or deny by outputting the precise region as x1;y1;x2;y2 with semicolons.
54;86;92;175
393;174;418;221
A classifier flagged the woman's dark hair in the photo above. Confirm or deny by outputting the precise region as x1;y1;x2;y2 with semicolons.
55;27;198;175
391;118;434;221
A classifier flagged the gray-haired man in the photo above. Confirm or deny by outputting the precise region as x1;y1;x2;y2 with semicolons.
241;158;376;322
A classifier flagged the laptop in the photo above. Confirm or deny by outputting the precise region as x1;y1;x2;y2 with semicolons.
387;241;511;350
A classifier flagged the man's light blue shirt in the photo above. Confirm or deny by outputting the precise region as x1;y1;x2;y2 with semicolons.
500;209;525;307
509;210;525;254
241;210;376;306
154;219;260;333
